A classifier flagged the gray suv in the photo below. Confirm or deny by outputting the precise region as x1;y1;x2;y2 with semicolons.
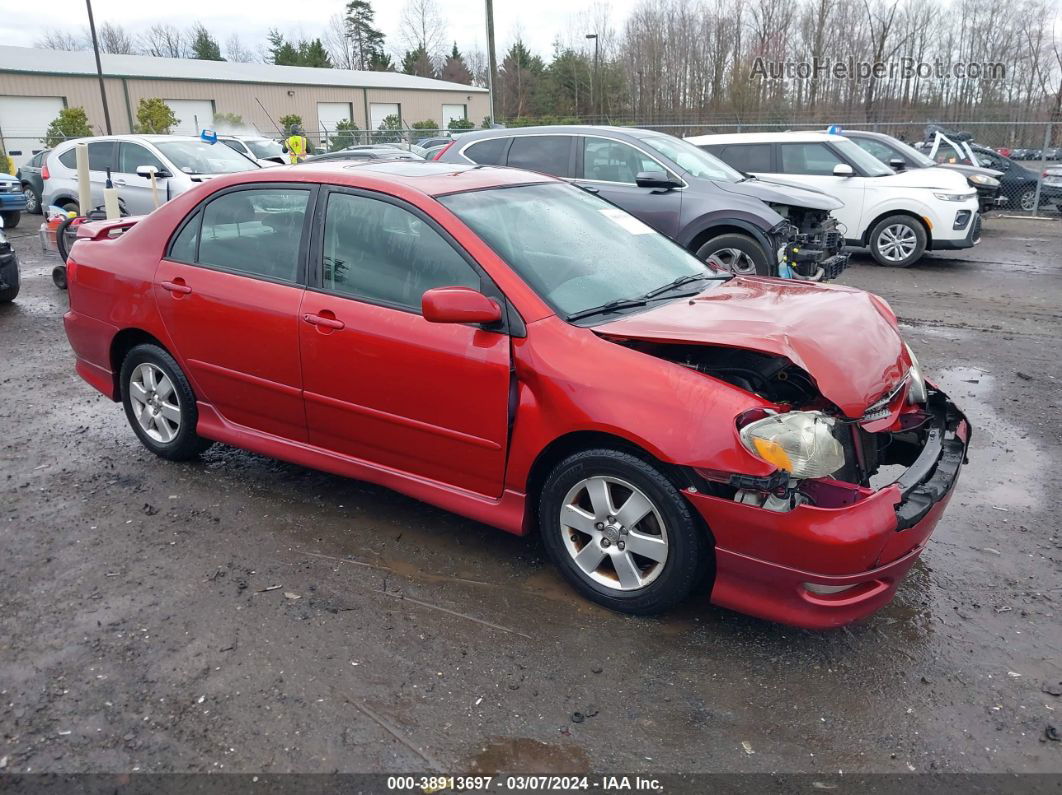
438;126;848;279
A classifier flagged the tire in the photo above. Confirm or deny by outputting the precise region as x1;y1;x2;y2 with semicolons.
538;449;712;615
56;216;77;263
868;215;927;268
694;233;772;276
119;344;213;461
1;211;20;230
22;186;41;215
0;260;19;303
1018;188;1037;212
52;265;68;290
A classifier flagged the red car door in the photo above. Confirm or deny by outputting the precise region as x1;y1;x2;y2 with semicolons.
154;186;314;441
299;188;511;497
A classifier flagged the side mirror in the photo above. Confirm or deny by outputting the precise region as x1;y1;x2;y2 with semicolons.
136;165;171;179
422;286;502;326
888;157;906;171
635;171;680;189
832;163;854;177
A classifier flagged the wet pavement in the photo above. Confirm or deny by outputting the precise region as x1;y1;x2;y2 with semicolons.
0;216;1060;777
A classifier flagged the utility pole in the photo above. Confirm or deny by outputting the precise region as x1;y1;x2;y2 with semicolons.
585;33;599;122
485;0;497;127
85;0;112;135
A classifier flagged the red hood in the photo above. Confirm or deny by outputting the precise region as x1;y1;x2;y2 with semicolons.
594;276;909;418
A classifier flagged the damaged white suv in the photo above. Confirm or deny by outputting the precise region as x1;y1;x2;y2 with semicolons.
687;131;981;268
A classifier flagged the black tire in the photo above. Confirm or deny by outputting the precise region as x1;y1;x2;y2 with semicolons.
22;185;41;215
0;260;19;303
52;265;68;290
868;215;927;268
694;233;772;276
538;449;712;615
1;211;20;230
56;216;77;263
119;343;213;461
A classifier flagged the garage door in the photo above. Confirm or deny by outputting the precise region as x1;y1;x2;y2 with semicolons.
317;102;353;145
164;100;215;136
0;96;65;169
369;103;399;131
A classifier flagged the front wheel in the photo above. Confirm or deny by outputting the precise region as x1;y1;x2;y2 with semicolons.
869;215;927;267
120;344;213;461
1;211;20;229
694;233;771;276
538;449;712;615
23;186;41;215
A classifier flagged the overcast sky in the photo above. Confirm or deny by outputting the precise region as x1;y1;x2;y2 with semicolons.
0;0;636;61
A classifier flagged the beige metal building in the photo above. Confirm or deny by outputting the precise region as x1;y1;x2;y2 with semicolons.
0;45;490;167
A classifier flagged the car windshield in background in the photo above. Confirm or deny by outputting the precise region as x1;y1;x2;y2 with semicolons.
246;139;283;159
439;183;717;319
887;137;936;168
636;134;744;181
155;141;259;175
831;138;895;176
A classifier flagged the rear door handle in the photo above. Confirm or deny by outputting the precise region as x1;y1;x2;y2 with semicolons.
303;313;345;330
161;280;191;295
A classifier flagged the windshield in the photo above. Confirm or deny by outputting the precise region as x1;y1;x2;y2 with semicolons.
636;134;743;181
883;136;935;167
246;139;283;159
439;183;717;319
155;140;260;175
831;138;894;176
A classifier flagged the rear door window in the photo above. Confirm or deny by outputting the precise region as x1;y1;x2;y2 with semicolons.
463;137;509;165
87;141;115;172
719;144;772;173
506;136;573;177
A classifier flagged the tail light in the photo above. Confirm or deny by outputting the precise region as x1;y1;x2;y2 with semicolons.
41;164;50;180
65;256;78;283
434;141;456;161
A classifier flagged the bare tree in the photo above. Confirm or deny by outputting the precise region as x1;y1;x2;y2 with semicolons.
224;33;256;63
97;22;138;55
324;13;355;70
141;24;188;59
399;0;446;63
36;29;82;51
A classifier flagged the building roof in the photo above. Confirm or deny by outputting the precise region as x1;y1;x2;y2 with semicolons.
0;45;488;94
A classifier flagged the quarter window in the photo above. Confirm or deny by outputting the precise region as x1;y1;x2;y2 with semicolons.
780;143;846;176
321;192;479;311
581;138;659;183
506;136;572;177
463;137;509;165
192;189;310;282
169;213;200;262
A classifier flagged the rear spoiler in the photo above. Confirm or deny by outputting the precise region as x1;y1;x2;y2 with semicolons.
76;217;143;241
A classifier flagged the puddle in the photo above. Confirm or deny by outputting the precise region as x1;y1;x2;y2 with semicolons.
466;738;591;775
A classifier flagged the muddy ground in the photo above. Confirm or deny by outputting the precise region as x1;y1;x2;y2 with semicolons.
0;215;1060;779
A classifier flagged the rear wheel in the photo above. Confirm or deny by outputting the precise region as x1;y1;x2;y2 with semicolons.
120;344;213;461
694;233;772;276
23;186;41;215
869;215;926;267
1;211;20;229
538;449;711;615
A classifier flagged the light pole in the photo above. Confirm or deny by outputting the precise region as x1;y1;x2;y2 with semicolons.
85;0;112;134
585;33;599;122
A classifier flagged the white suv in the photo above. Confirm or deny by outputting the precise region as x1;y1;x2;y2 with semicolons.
44;135;260;216
687;132;981;267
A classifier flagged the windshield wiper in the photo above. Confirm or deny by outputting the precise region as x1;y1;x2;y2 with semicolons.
641;272;726;300
566;297;649;322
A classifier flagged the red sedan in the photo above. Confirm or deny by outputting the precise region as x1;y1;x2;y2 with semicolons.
63;162;969;628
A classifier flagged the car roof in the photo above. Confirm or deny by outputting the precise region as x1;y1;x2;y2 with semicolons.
685;131;843;145
222;161;557;197
54;134;203;148
453;125;668;141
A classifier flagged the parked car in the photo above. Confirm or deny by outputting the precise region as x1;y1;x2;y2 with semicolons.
303;149;423;163
414;135;453;148
996;147;1011;157
1040;165;1062;212
0;215;18;301
44;135;260;216
17;149;49;215
0;170;27;228
218;135;287;166
438;126;849;280
839;129;1004;214
966;145;1046;211
690;132;981;268
61;160;970;627
422;144;449;161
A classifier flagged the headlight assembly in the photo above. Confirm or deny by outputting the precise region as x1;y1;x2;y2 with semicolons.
738;411;845;479
905;343;928;404
968;174;999;187
933;191;976;202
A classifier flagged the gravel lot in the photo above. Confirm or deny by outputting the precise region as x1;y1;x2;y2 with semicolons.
0;215;1060;779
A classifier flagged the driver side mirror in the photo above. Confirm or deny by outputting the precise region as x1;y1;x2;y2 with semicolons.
635;171;681;189
136;165;172;179
422;286;502;326
888;157;906;172
832;163;854;177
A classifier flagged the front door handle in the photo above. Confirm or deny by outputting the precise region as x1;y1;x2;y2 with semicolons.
113;179;127;186
303;313;345;330
161;279;191;295
575;183;600;194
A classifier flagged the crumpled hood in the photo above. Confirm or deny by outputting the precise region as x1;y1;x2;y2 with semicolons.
594;276;909;418
714;177;844;211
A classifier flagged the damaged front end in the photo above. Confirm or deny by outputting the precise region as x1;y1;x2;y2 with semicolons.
771;205;849;281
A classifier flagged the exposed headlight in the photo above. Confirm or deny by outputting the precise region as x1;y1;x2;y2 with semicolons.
968;174;999;187
933;191;976;202
739;411;845;479
905;343;928;404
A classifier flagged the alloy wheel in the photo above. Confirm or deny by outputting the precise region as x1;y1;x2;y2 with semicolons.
559;475;669;591
706;248;759;275
876;224;918;263
128;363;181;444
1019;190;1036;211
23;188;38;214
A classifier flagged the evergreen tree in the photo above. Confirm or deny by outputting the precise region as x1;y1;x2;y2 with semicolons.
189;23;224;61
439;42;472;85
344;0;386;71
497;40;545;119
269;29;333;68
401;46;435;78
368;51;395;71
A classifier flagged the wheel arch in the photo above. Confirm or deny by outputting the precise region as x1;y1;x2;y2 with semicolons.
109;328;170;399
863;209;933;248
684;221;772;258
